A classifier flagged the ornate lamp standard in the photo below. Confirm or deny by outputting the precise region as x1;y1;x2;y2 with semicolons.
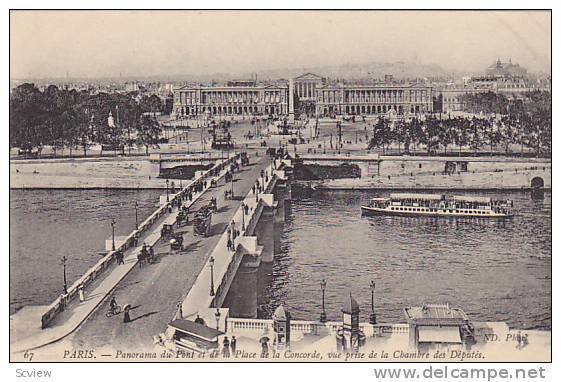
61;256;68;294
320;279;327;323
369;280;377;324
209;256;215;296
110;219;116;251
215;308;221;331
134;202;139;230
165;179;170;202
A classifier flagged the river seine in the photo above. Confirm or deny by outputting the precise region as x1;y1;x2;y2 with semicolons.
10;188;551;330
255;188;551;330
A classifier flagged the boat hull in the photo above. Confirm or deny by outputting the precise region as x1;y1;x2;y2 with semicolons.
360;205;513;219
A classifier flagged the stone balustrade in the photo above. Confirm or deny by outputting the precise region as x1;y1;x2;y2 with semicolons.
40;154;241;329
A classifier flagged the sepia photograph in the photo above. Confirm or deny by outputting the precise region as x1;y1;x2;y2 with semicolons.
8;9;552;367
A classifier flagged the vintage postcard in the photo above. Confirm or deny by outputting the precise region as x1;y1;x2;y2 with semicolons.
8;9;551;366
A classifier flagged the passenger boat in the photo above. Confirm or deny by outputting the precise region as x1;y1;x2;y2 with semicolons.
361;193;514;218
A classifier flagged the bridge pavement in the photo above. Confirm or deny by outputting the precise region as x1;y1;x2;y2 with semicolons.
67;155;271;351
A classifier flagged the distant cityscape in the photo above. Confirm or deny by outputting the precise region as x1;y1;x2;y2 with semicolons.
10;59;552;119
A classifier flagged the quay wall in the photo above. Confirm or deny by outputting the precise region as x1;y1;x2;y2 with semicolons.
297;155;551;190
316;167;551;190
10;155;223;189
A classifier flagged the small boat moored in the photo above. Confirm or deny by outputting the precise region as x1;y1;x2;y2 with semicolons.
361;193;514;218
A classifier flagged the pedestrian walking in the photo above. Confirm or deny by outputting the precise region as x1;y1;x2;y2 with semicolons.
78;284;85;302
123;305;131;323
116;250;124;265
227;237;233;251
222;337;231;358
231;336;237;354
177;302;183;319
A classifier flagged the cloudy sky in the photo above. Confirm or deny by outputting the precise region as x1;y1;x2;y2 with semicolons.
10;10;551;79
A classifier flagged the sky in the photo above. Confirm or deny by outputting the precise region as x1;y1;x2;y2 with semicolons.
10;10;551;79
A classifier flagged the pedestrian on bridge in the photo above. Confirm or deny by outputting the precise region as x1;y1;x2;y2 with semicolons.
123;305;131;323
222;337;231;358
177;302;183;319
227;237;233;252
116;250;125;265
231;336;237;354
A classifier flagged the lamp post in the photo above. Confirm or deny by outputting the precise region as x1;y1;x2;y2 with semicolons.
230;169;234;198
110;219;116;251
320;279;327;323
61;256;68;294
134;202;139;230
369;280;377;324
241;202;245;230
215;308;221;331
166;179;170;202
209;256;215;296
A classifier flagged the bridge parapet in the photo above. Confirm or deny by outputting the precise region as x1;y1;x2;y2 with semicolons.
179;161;279;318
40;154;243;330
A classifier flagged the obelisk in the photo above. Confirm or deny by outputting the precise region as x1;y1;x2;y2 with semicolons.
288;78;295;124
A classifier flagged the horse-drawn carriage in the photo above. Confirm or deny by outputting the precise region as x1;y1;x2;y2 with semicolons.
169;232;184;251
161;224;174;239
208;198;217;212
225;171;233;183
240;152;250;166
175;210;189;227
193;205;213;237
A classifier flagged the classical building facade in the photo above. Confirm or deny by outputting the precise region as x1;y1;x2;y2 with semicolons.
172;73;435;119
172;82;289;118
315;82;434;116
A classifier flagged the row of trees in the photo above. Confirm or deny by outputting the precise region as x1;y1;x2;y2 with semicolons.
368;91;551;157
10;84;164;156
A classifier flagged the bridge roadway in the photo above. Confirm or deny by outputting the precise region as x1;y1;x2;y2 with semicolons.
68;155;271;351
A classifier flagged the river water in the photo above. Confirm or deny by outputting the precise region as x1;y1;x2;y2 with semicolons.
255;187;551;330
10;188;551;330
9;189;162;314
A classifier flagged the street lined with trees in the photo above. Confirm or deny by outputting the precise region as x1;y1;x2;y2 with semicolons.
367;91;551;157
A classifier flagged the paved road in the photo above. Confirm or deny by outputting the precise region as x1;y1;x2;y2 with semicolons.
68;155;270;351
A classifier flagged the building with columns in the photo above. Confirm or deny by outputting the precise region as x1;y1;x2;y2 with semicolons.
172;81;289;118
172;73;434;119
315;82;434;116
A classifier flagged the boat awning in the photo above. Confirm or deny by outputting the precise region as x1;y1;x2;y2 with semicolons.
168;319;223;342
390;193;443;201
418;326;462;343
452;195;491;204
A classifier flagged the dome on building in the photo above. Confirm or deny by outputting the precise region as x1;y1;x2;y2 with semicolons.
342;291;360;314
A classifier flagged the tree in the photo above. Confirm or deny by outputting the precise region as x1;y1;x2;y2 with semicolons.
136;115;161;155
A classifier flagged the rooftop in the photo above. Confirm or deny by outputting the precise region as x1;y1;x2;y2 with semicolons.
404;304;469;325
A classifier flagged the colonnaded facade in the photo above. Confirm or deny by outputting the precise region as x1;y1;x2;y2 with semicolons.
172;81;289;118
314;82;433;116
171;73;433;119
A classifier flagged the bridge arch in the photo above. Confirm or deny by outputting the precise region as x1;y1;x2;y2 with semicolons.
531;176;544;189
